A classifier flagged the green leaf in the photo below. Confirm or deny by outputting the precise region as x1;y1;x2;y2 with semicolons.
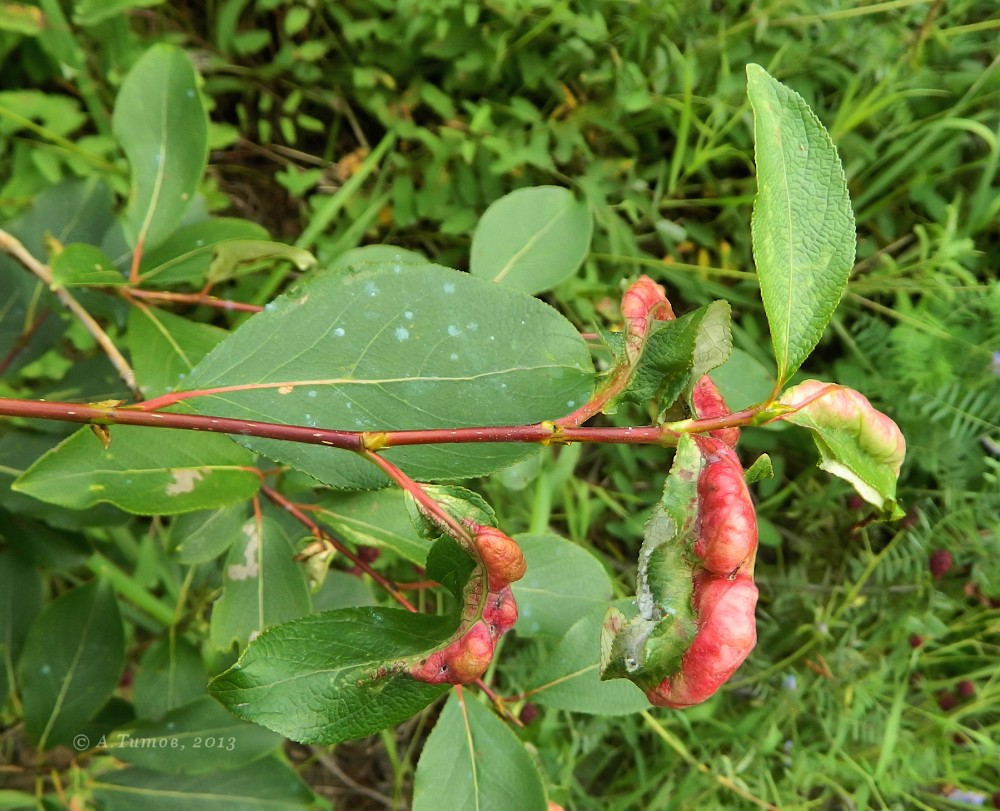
167;504;247;564
75;0;164;26
132;636;208;719
209;513;312;651
708;348;776;411
405;484;498;544
91;757;315;811
184;262;594;488
746;64;855;384
206;239;316;285
777;381;905;517
138;219;270;285
600;434;702;686
744;453;774;484
511;533;611;638
18;578;125;749
0;3;44;34
311;570;377;611
13;426;260;514
413;691;547;811
470;185;592;295
527;604;650;716
113;44;208;252
0;790;36;810
328;244;425;273
313;489;431;565
0;551;42;703
127;307;228;399
209;607;452;744
50;244;125;287
623;301;731;410
107;696;282;773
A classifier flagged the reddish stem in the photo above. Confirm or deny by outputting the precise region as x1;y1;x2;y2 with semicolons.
0;397;689;448
124;288;263;314
260;485;417;612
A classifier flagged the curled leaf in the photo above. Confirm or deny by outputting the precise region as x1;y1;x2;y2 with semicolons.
777;380;905;516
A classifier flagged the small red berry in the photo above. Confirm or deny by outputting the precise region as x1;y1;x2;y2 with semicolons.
936;690;957;711
956;680;975;699
929;549;953;579
908;634;924;648
519;703;539;725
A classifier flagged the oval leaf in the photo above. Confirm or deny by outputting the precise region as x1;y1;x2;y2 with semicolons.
413;690;547;811
747;64;855;384
18;579;125;749
526;604;650;716
511;533;612;638
113;44;208;252
470;186;592;294
183;262;594;488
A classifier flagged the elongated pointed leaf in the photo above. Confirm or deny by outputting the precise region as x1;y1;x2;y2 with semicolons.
13;426;260;514
18;579;125;749
470;186;592;294
413;691;547;811
747;64;855;384
91;757;314;811
209;514;312;650
0;551;42;704
209;608;452;744
113;44;207;252
184;262;594;488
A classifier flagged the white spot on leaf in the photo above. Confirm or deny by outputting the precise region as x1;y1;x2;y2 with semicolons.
166;469;203;496
395;327;410;341
227;520;260;580
278;385;294;395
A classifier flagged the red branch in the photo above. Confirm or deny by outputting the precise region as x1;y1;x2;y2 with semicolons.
0;397;695;448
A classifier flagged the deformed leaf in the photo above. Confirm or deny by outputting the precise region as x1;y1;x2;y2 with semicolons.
747;64;855;384
413;691;547;811
18;579;125;749
209;607;453;744
209;514;312;651
470;185;593;295
138;219;269;285
622;301;732;411
13;426;260;514
207;240;316;285
113;44;208;252
600;434;703;686
777;380;905;517
183;262;594;488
